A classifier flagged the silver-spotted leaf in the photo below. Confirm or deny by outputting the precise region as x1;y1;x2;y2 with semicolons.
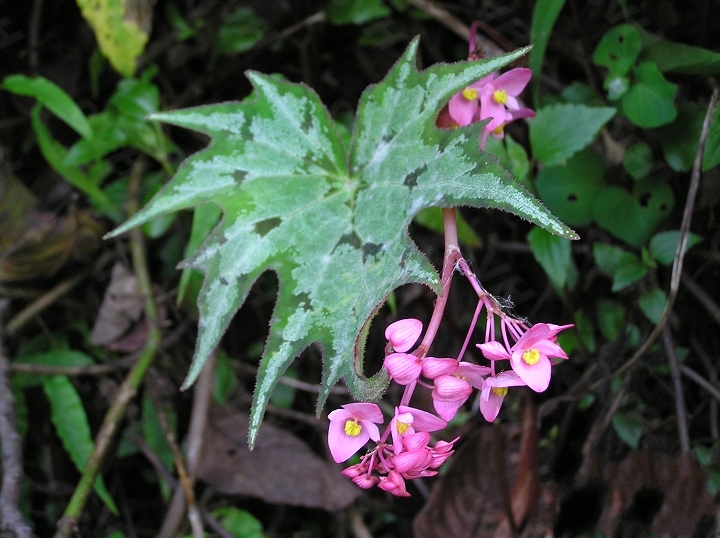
108;38;574;446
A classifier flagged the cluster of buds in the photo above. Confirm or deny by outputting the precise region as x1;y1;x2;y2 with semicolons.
328;261;572;496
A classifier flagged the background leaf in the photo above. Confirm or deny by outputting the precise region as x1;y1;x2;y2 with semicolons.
42;375;119;514
621;62;677;128
530;103;615;165
527;226;576;291
528;0;567;105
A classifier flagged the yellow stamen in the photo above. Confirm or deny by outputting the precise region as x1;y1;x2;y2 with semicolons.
492;124;505;135
522;348;540;365
493;89;508;104
345;419;362;437
462;87;478;101
491;387;508;397
397;422;410;434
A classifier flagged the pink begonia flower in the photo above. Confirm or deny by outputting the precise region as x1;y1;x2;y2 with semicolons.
509;323;570;392
385;318;423;352
327;403;383;463
431;362;491;421
478;68;534;133
429;437;458;469
390;405;446;454
447;74;494;126
479;370;526;422
384;352;422;385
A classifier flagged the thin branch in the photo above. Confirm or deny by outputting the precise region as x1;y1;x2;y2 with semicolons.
0;301;33;538
681;273;720;328
6;250;114;335
404;0;504;57
55;159;162;538
680;364;720;406
158;350;216;538
610;87;719;380
691;338;720;439
662;326;690;453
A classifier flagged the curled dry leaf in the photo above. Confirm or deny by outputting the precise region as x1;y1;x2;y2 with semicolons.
90;262;144;350
197;405;361;511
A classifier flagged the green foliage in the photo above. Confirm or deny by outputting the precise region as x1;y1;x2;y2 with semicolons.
596;300;627;342
620;62;677;128
527;226;577;292
529;103;615;165
622;142;653;180
327;0;391;25
638;30;720;75
592;180;674;248
212;507;266;538
76;0;149;77
593;243;647;292
593;24;642;79
637;288;667;324
42;375;118;514
648;230;702;265
109;40;574;446
214;7;268;55
535;147;606;227
528;0;568;105
612;409;643;449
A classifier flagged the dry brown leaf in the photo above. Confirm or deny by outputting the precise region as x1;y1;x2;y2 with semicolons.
414;392;556;538
595;450;718;536
197;405;361;511
90;263;144;348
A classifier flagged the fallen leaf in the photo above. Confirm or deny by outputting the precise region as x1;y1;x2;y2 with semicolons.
414;392;556;538
90;263;144;348
197;405;361;511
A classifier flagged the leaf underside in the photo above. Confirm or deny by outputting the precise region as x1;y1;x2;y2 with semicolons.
109;37;574;447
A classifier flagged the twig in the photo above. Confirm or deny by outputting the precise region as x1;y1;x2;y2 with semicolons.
679;364;720;406
610;87;719;381
691;338;719;439
404;0;504;57
148;384;204;538
662;326;690;453
54;159;162;538
681;273;720;328
6;250;114;335
158;350;216;538
0;301;33;538
279;10;326;39
28;0;42;74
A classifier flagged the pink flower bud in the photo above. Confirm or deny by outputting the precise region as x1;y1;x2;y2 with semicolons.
385;318;423;352
422;357;459;379
353;474;379;489
384;352;421;385
393;449;432;474
433;375;472;401
378;470;410;497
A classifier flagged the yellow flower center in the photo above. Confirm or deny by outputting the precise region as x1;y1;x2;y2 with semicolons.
491;387;508;397
492;124;505;135
522;348;541;365
462;87;478;101
493;89;508;104
344;419;362;437
397;422;410;434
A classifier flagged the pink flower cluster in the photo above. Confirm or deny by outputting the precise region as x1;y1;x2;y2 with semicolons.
437;68;535;147
328;302;571;496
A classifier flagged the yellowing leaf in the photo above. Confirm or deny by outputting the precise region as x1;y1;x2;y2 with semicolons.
76;0;151;77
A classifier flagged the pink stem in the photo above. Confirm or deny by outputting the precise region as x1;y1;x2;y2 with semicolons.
416;208;461;358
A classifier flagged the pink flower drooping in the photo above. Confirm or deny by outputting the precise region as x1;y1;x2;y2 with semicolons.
479;370;526;422
385;318;423;352
327;403;383;463
477;68;535;134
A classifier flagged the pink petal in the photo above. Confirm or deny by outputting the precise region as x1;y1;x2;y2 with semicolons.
477;341;511;361
478;95;507;132
433;376;472;401
398;405;446;432
507;107;535;121
448;92;478;126
534;339;568;360
512;323;551;351
328;419;369;462
510;353;552;392
546;323;574;338
432;398;464;421
340;402;383;423
394;449;432;474
360;419;381;442
402;431;431;450
492;67;532;96
385;318;423;352
456;362;492;389
486;370;526;388
479;388;504;422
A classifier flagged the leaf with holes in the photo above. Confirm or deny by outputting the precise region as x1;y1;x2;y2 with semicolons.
108;38;574;446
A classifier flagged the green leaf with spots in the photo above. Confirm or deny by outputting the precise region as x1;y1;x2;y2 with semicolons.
108;38;574;447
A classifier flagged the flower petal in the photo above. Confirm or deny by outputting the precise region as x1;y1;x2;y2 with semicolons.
493;67;532;96
328;419;369;462
385;318;423;352
448;91;478;126
510;353;552;392
477;341;511;361
384;352;422;385
340;402;383;423
398;405;446;432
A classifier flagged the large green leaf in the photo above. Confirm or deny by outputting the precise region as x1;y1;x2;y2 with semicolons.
108;39;574;446
528;0;567;106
